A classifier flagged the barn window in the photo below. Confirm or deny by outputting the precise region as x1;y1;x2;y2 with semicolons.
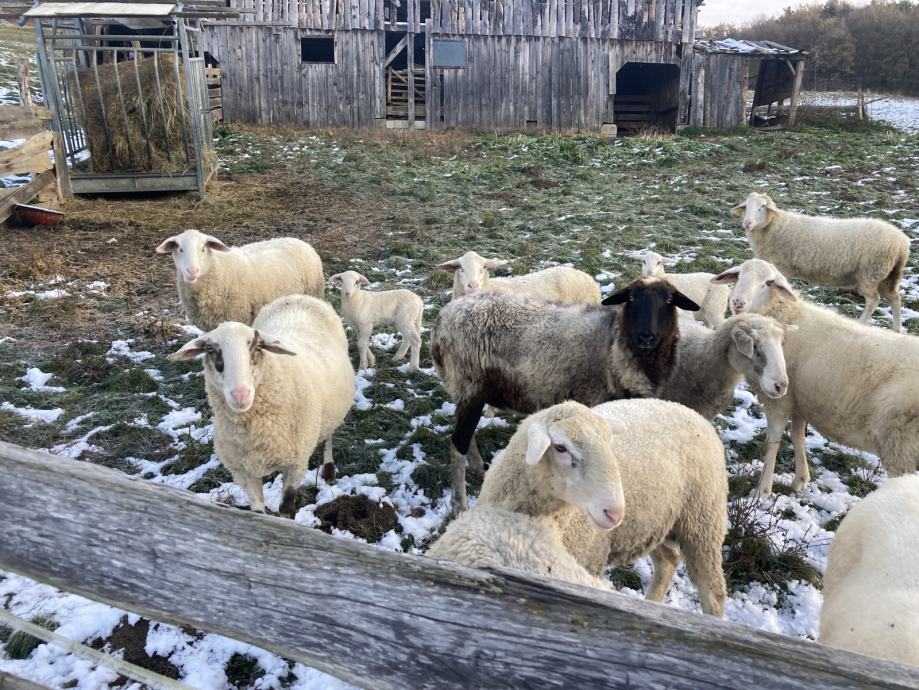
432;39;465;68
300;36;335;64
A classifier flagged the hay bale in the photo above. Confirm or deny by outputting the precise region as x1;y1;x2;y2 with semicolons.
75;53;197;173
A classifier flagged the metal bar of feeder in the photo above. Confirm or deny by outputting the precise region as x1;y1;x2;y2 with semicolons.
54;58;79;166
152;51;173;164
178;17;206;198
132;41;154;168
170;27;192;167
34;19;73;195
90;44;117;172
69;52;92;157
47;19;77;168
110;47;135;169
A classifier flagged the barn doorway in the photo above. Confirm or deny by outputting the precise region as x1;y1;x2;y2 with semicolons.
614;63;680;134
384;31;426;124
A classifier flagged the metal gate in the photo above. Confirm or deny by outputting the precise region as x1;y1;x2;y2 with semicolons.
26;3;214;198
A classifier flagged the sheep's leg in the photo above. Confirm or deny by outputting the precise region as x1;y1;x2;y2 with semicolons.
467;434;484;472
682;539;727;618
482;404;495;419
321;438;336;483
450;399;486;513
789;413;810;492
647;543;681;603
858;288;881;323
278;466;303;519
755;412;787;498
393;334;410;361
406;331;421;373
357;328;375;369
881;284;903;332
235;470;266;514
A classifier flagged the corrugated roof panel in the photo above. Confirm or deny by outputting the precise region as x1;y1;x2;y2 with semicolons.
24;2;177;17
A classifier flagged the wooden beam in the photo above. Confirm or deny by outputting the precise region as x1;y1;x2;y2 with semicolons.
787;59;806;128
0;131;53;177
16;57;31;108
383;33;408;67
0;105;53;139
1;442;918;689
0;171;56;224
0;670;53;690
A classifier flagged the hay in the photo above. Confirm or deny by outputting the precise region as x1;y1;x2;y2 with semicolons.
75;53;196;173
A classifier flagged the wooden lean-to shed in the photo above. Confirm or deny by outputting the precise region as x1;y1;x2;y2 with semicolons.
203;0;708;134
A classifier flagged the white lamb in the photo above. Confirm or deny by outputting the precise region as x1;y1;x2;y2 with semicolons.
169;295;355;517
438;250;601;303
712;259;919;497
820;475;919;667
329;270;423;372
639;251;730;328
732;192;909;330
156;229;325;331
428;402;623;591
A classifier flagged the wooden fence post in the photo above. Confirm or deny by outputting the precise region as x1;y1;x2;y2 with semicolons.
17;57;31;109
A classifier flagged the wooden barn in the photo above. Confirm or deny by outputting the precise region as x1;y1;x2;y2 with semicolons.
203;0;710;133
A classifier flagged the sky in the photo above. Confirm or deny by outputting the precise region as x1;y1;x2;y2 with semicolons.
698;0;871;26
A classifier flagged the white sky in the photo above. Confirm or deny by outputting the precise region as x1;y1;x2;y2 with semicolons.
698;0;870;26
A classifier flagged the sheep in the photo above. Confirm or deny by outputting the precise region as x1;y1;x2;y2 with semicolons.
712;258;919;497
732;192;909;331
438;251;601;304
639;251;730;328
156;229;325;331
431;278;700;512
329;270;423;373
657;313;793;420
169;295;355;517
451;399;727;615
820;475;919;667
428;401;623;591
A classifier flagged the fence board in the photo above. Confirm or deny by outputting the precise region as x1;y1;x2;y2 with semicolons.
1;442;919;690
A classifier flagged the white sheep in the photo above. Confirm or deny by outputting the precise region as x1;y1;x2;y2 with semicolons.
438;250;601;303
156;229;325;331
820;474;919;667
712;259;919;497
428;402;622;590
329;270;423;372
444;399;728;615
658;313;793;420
732;192;909;331
639;251;730;328
169;295;355;517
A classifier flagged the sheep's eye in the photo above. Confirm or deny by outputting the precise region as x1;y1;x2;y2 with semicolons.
178;247;184;253
553;443;567;454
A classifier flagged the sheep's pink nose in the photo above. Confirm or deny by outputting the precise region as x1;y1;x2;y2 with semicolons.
732;299;746;312
743;220;753;230
773;381;787;396
230;387;251;407
604;506;624;528
467;282;479;292
185;267;200;281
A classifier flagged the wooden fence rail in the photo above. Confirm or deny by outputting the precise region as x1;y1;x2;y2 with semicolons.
1;440;918;689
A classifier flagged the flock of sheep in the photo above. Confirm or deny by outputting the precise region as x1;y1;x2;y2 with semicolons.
155;191;918;668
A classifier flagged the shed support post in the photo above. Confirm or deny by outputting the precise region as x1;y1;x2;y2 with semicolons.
787;59;805;128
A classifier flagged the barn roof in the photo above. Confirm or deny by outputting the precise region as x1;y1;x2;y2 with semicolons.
694;39;807;57
24;2;176;17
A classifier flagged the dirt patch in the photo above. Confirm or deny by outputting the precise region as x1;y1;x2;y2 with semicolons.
314;494;397;542
89;617;180;682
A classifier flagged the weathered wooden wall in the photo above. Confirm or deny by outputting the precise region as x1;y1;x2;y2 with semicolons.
203;25;384;125
224;0;697;41
695;52;746;129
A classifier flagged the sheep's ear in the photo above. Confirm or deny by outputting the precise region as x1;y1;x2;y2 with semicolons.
671;289;701;312
254;330;297;356
764;195;779;212
169;338;208;360
731;328;755;358
730;200;748;217
438;260;461;272
204;235;230;252
483;258;509;270
358;274;371;287
602;286;630;306
525;420;552;466
711;267;741;284
329;273;344;285
766;276;797;302
606;418;627;435
156;237;178;254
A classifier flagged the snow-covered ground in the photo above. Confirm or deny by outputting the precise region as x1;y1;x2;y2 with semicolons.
799;91;919;133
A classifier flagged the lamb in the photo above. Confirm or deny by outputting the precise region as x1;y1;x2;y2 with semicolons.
431;278;700;512
820;475;919;667
156;229;325;331
169;295;355;517
428;402;623;591
437;399;728;615
639;251;730;328
657;313;792;420
712;258;919;497
732;192;909;331
329;270;423;372
438;250;601;303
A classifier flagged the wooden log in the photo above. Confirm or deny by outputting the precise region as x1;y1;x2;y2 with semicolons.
17;57;31;108
787;58;805;128
0;131;53;177
1;441;919;689
0;105;53;139
0;171;56;224
0;670;52;690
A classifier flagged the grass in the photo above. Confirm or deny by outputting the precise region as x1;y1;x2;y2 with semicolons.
2;615;58;660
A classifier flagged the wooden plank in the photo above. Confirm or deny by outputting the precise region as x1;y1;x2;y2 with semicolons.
2;441;919;690
0;670;53;690
0;171;55;224
787;58;806;127
0;105;53;139
0;131;52;177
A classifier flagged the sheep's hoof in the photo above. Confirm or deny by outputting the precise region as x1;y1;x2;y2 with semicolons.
790;476;808;492
450;492;468;514
279;489;297;519
321;462;337;483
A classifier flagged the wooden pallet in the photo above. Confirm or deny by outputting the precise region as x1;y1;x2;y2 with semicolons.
206;67;223;123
